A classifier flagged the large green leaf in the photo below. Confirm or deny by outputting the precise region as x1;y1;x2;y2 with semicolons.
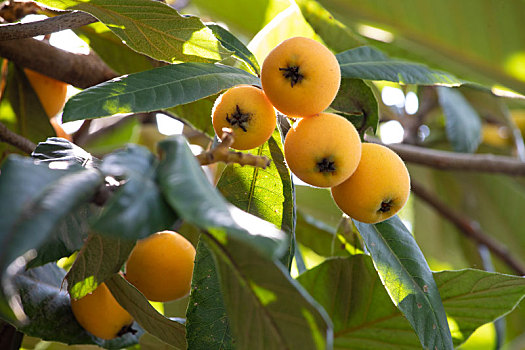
106;274;187;349
336;46;463;86
295;185;343;228
297;255;525;348
204;234;333;350
91;145;178;240
317;0;525;94
9;263;143;348
296;0;366;53
65;234;135;299
157;136;286;260
297;255;420;349
354;216;453;350
167;95;217;138
62;63;260;122
186;240;233;350
330;78;379;137
207;24;261;75
0;157;102;282
435;269;525;346
217;128;294;267
39;0;231;63
74;22;155;75
437;87;482;153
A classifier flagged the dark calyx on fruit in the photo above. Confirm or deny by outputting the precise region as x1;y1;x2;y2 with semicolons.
379;200;392;213
226;105;253;132
316;157;336;173
279;65;304;87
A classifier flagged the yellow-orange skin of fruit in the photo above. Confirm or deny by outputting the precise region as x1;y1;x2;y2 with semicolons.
331;143;410;224
260;37;341;117
24;68;68;118
70;283;133;340
125;231;196;302
50;117;72;141
284;112;361;188
212;85;276;150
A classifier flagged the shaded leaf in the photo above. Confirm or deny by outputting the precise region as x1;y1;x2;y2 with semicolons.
91;145;178;240
40;0;231;63
9;263;143;348
354;216;453;350
337;46;462;86
66;234;135;299
106;274;187;349
330;78;379;137
217;128;294;267
208;23;261;75
297;255;420;349
296;0;365;53
31;137;99;167
62;63;260;122
316;0;525;94
186;240;233;350
204;234;333;350
157;135;287;259
295;185;343;228
437;87;482;153
167;95;217;138
0;157;102;280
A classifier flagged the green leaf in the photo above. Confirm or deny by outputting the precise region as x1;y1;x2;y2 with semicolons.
316;0;525;94
65;234;135;299
167;95;217;138
74;22;155;75
437;87;482;153
0;157;102;280
204;234;333;350
435;269;525;346
106;274;187;349
186;240;233;350
216;128;294;266
31;137;99;167
297;255;421;349
9;263;143;348
157;135;287;259
207;24;261;75
295;185;343;228
337;46;463;86
91;145;178;240
330;78;379;137
39;0;231;63
296;0;365;53
354;216;454;350
25;205;93;269
62;63;260;122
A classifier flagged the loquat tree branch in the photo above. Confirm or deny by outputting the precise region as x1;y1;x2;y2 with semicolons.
411;180;525;276
0;37;117;88
366;137;525;176
0;11;97;41
0;121;36;154
196;129;271;169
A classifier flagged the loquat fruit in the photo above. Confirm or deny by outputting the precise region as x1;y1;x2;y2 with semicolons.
331;143;410;224
284;112;361;188
260;37;341;117
70;282;134;340
212;85;276;150
24;68;68;118
125;231;196;302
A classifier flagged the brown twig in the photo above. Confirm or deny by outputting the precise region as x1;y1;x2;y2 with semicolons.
367;137;525;176
0;11;97;41
196;129;271;169
0;37;117;88
0;121;36;154
411;180;525;276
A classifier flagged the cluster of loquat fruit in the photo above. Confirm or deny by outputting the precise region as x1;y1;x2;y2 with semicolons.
70;231;196;340
212;37;411;224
